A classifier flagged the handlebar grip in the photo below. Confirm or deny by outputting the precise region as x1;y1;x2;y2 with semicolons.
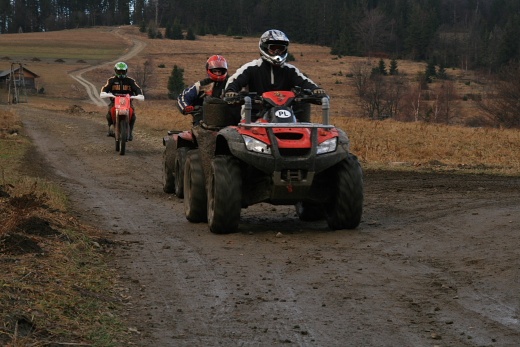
99;92;114;99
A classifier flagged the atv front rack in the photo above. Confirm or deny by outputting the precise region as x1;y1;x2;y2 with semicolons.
237;123;335;129
243;95;331;124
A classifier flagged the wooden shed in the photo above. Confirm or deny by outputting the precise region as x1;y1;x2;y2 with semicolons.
0;65;40;92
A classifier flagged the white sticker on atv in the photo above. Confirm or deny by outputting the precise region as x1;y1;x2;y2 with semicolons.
275;109;292;118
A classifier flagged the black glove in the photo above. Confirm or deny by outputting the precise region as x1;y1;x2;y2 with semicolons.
312;88;327;96
224;91;240;104
224;91;238;98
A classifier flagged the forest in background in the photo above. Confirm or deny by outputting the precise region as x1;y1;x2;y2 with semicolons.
1;0;520;72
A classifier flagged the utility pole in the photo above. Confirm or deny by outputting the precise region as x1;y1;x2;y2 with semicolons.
7;62;27;104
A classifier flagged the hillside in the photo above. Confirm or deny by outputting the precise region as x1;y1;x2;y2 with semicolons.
1;25;519;176
1;26;485;121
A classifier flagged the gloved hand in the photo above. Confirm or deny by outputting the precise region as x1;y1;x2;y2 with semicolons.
225;91;238;99
184;105;195;114
312;88;327;96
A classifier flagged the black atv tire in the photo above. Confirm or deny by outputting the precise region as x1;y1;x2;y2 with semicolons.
207;156;242;234
295;201;325;221
184;149;207;223
325;154;364;230
174;147;188;198
162;141;176;194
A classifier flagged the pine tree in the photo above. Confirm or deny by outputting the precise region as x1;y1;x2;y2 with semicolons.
139;21;146;33
186;28;196;40
164;24;172;39
425;60;437;83
148;26;157;39
378;59;387;75
389;59;398;75
171;23;184;40
437;64;448;79
167;65;185;99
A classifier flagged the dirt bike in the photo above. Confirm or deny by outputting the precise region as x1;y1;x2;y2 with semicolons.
100;92;144;155
163;89;363;234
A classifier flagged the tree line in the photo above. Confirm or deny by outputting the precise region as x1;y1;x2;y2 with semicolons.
2;0;520;71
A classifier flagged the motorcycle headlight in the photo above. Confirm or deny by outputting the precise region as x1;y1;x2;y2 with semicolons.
317;137;337;154
243;135;271;154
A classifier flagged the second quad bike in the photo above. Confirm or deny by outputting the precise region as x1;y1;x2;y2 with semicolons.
162;89;363;234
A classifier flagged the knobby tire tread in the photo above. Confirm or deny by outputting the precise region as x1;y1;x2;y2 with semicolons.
184;150;207;222
208;156;242;234
326;154;364;230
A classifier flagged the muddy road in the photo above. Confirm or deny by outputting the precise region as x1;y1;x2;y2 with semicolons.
17;105;520;346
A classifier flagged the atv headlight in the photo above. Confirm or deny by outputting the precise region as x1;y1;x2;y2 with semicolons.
243;135;271;154
317;137;337;154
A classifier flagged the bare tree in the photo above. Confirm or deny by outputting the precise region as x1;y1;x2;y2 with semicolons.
478;62;520;128
353;7;389;58
384;75;408;119
405;79;423;122
133;59;154;94
432;80;456;124
350;60;372;98
350;60;408;120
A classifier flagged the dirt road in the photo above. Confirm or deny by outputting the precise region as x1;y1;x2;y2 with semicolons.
15;104;520;347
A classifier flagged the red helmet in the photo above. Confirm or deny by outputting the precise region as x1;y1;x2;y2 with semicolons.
206;55;228;82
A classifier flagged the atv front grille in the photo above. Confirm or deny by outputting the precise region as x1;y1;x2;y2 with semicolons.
278;148;311;156
275;132;304;140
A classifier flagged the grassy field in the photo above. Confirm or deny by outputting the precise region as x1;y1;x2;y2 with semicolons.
0;25;519;346
2;25;517;176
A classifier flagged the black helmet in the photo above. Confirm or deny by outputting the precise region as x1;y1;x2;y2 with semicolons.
114;62;128;78
259;29;289;67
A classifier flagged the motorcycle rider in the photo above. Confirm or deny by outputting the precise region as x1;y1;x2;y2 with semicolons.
100;62;144;140
224;29;328;122
177;54;229;125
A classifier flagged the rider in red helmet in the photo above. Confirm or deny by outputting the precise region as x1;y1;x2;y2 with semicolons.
177;55;229;124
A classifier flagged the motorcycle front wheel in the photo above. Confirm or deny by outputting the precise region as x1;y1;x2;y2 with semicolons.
119;118;128;155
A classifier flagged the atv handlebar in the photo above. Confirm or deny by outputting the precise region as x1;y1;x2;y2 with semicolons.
223;89;325;106
100;92;145;101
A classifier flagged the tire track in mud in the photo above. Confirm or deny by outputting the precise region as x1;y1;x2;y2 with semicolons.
13;29;520;345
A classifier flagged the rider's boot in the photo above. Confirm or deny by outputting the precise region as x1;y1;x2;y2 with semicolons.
107;124;115;137
129;114;136;141
106;111;115;137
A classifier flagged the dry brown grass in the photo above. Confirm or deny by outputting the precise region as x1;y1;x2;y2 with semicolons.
0;111;129;345
0;27;125;61
1;25;519;176
0;189;127;346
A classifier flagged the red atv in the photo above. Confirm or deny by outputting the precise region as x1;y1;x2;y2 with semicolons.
162;89;363;234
